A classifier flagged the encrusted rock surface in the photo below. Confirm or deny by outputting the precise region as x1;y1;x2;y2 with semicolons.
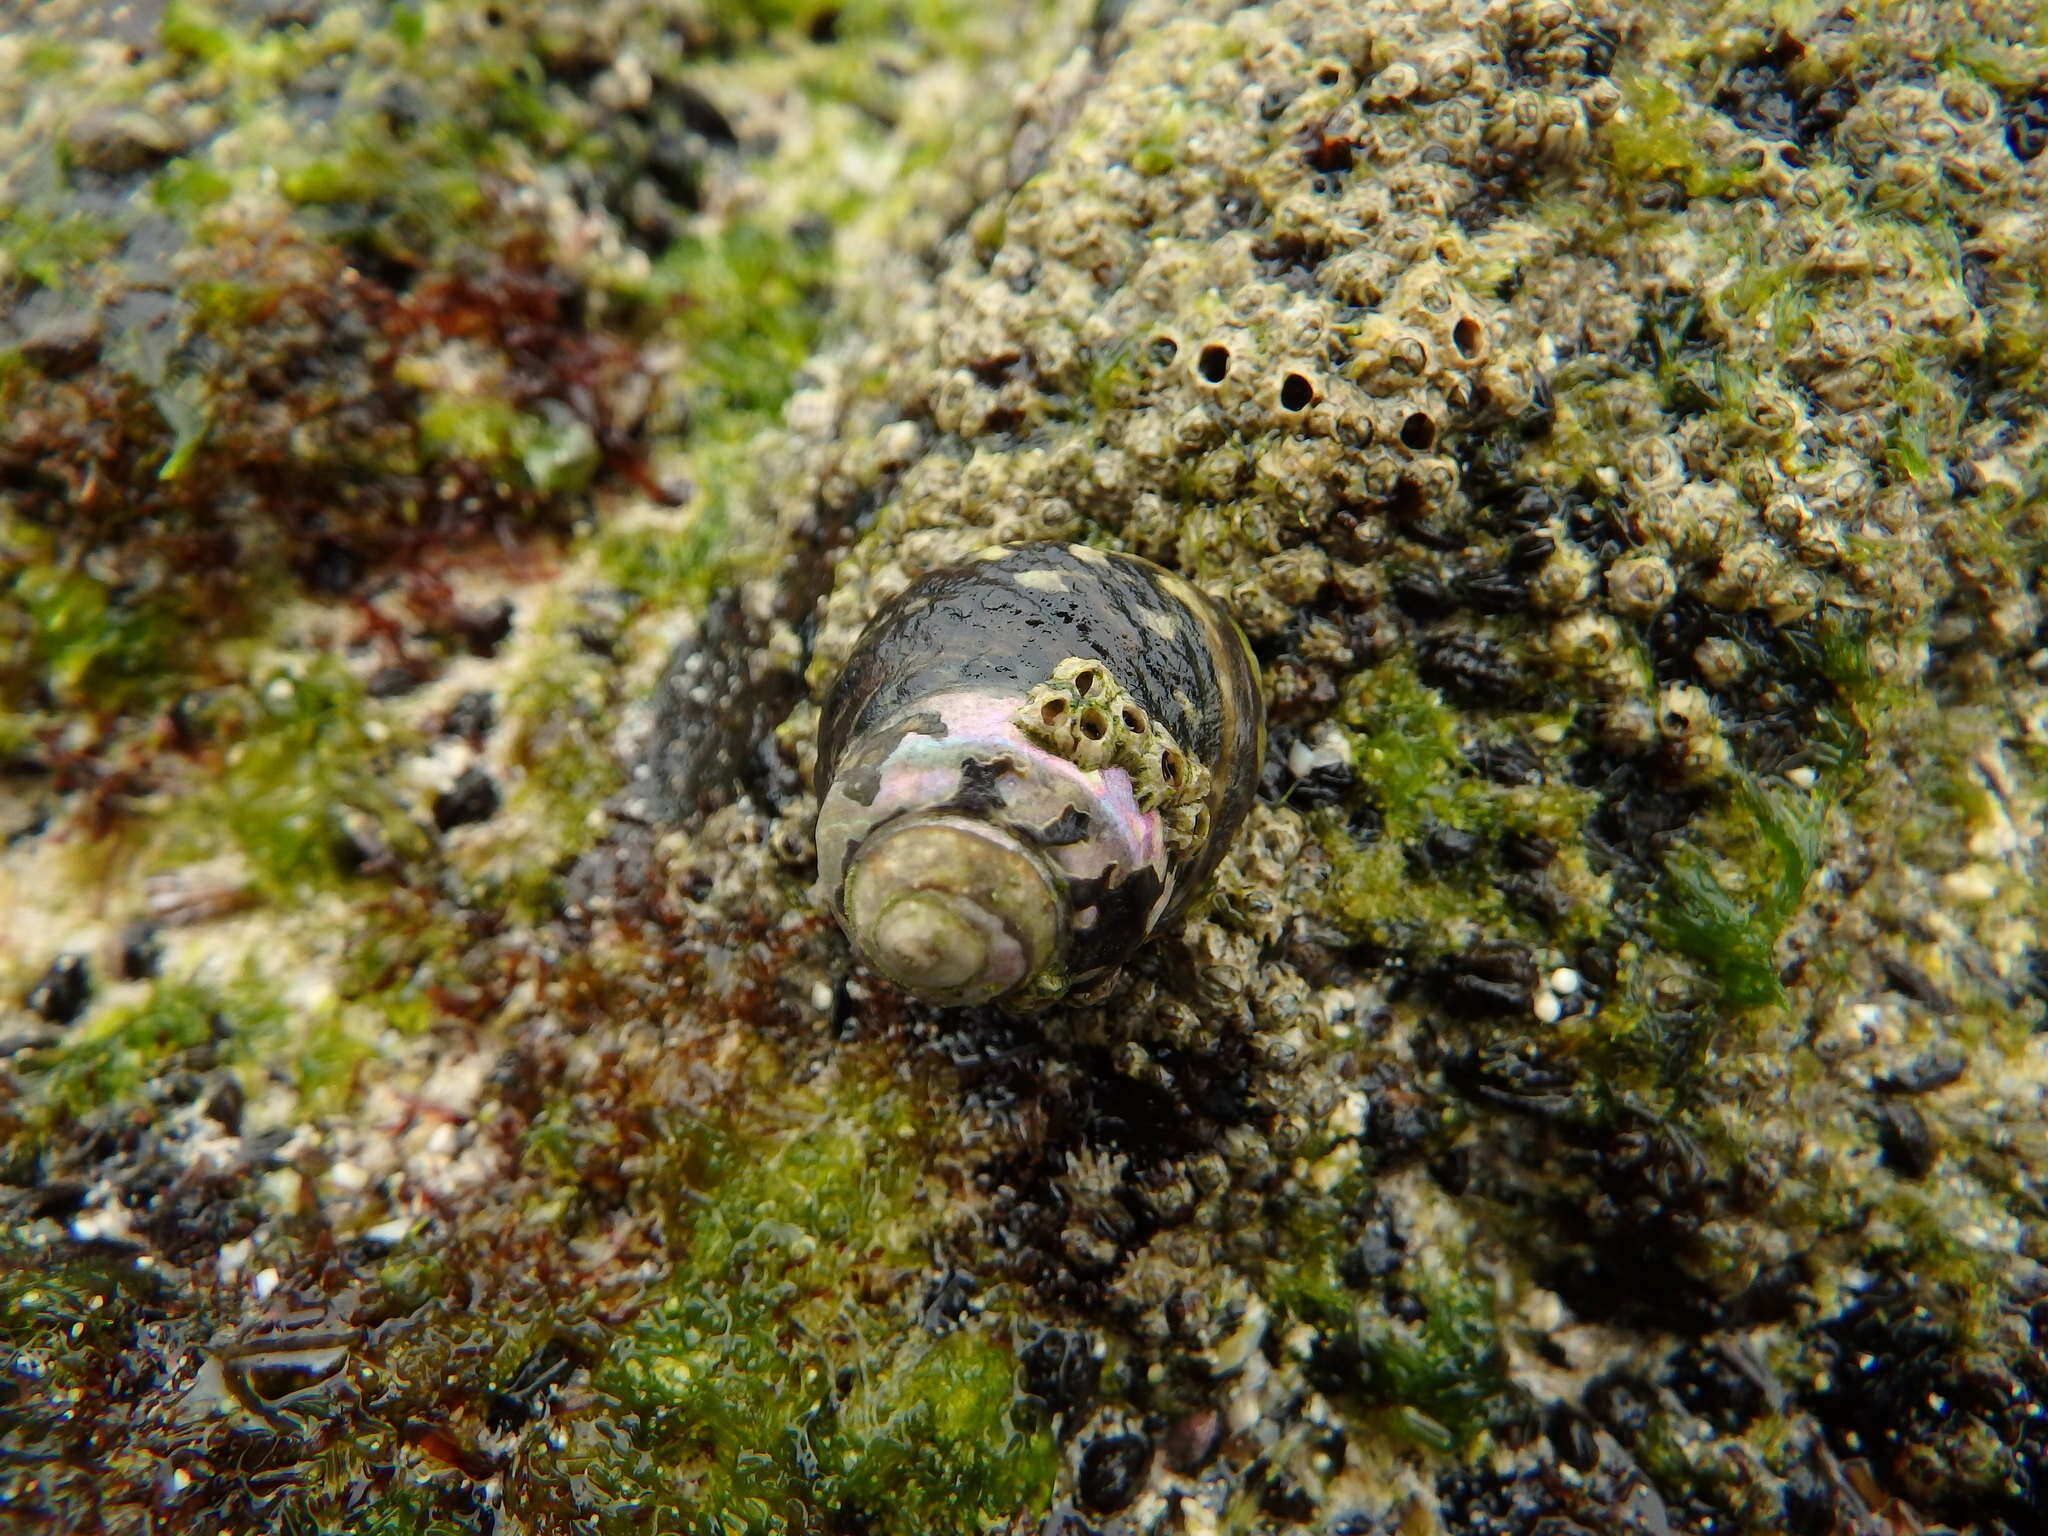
4;0;2048;1532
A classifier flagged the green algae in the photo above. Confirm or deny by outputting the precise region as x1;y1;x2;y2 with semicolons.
14;967;284;1124
0;1240;157;1353
1266;1206;1515;1457
1345;1281;1514;1457
191;660;422;899
347;1488;479;1536
1317;656;1603;953
1605;71;1758;203
594;511;732;608
651;220;839;422
159;0;235;65
586;216;842;607
414;396;600;493
1653;773;1827;1008
491;602;633;870
1650;612;1881;1012
1130;113;1184;179
1337;656;1462;839
8;563;193;716
17;37;78;77
523;1089;1056;1533
292;1013;387;1110
0;207;124;288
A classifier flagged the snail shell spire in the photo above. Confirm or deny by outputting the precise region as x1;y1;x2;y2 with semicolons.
841;817;1061;1006
814;542;1264;1008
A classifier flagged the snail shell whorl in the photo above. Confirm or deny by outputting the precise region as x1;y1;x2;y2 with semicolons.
815;542;1264;1007
841;817;1061;1006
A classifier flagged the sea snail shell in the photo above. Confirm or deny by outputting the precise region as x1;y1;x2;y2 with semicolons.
815;542;1265;1008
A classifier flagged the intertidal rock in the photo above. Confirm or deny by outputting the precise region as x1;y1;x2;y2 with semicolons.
4;0;2047;1531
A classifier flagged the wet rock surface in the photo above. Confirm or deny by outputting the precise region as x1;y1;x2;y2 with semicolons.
5;0;2048;1532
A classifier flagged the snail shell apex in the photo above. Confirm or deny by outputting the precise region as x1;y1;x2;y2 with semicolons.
815;542;1264;1008
842;817;1060;1004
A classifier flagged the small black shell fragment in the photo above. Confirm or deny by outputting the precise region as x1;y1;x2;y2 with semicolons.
1544;1403;1601;1471
1583;1371;1658;1443
442;690;496;742
1413;822;1483;871
1499;829;1557;869
455;598;516;656
1469;737;1544;786
1020;1327;1100;1420
1417;632;1526;705
1289;763;1354;808
1077;1432;1151;1515
1877;955;1953;1015
433;766;501;830
1337;1199;1407;1286
116;922;162;981
917;1269;975;1333
1874;1100;1937;1179
2007;91;2048;162
27;954;92;1024
1434;939;1539;1017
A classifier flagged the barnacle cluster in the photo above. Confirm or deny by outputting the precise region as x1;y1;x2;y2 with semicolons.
1016;657;1212;849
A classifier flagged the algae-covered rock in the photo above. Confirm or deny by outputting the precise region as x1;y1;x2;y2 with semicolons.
4;0;2047;1531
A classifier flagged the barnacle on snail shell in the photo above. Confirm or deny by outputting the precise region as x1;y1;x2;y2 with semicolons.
814;542;1265;1007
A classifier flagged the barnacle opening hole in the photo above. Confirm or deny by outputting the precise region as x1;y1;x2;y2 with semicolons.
1279;372;1315;411
1040;698;1069;727
1072;666;1099;696
1451;316;1484;360
1400;411;1438;451
1077;706;1110;741
1122;705;1147;732
1197;344;1231;384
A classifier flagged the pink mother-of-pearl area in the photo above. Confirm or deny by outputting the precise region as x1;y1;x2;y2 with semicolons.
817;691;1175;938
